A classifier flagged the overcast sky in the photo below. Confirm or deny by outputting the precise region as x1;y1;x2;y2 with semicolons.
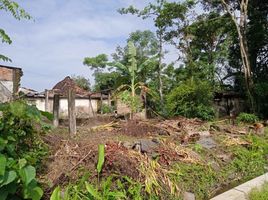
0;0;178;91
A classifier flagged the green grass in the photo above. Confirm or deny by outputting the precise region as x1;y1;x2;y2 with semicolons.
249;182;268;200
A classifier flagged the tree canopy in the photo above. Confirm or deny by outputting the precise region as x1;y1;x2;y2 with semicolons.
84;0;268;118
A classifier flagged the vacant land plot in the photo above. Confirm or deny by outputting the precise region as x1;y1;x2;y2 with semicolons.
39;116;268;199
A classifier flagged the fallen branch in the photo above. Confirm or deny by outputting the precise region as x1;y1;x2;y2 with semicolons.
139;121;171;135
91;121;119;132
50;150;92;190
161;121;182;133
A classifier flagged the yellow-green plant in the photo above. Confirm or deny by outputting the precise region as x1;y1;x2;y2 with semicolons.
97;144;105;182
111;41;153;119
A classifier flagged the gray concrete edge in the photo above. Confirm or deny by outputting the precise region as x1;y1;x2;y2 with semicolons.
210;173;268;200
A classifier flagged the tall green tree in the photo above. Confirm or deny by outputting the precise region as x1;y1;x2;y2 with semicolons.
201;0;268;115
93;71;123;91
119;1;196;112
84;30;159;93
83;54;108;73
119;1;168;106
112;30;159;85
0;0;31;61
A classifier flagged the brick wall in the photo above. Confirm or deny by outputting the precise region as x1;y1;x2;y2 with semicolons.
0;67;13;81
0;66;23;101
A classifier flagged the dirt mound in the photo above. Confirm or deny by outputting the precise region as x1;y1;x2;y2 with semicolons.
42;136;142;192
118;120;169;136
103;142;141;179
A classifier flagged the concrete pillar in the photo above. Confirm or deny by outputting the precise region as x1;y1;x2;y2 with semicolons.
53;94;60;127
89;96;95;117
45;89;49;112
100;92;103;114
68;89;76;136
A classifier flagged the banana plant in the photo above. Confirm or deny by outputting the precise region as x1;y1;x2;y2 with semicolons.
110;41;155;119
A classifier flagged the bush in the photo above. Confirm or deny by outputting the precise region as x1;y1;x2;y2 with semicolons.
118;90;142;113
0;101;47;200
254;82;268;118
101;104;114;114
236;112;259;123
166;79;214;120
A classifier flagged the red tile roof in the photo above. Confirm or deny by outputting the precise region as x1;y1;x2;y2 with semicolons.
52;76;90;97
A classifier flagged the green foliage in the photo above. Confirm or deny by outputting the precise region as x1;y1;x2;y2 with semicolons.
50;176;143;200
93;71;123;91
50;186;61;200
0;101;46;200
170;163;217;199
40;110;53;121
118;90;142;114
101;104;114;114
83;54;108;71
0;0;31;20
254;82;268;118
112;30;159;84
236;113;259;123
167;79;214;120
220;134;268;186
85;177;126;200
97;144;105;175
71;75;91;91
0;29;11;44
249;182;268;200
111;41;151;119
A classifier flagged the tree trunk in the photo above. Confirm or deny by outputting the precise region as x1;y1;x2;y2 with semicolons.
221;0;255;111
130;76;135;120
89;96;95;117
158;31;164;108
100;92;103;115
45;89;49;112
68;88;76;136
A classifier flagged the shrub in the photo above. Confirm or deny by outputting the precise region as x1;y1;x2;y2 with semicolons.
0;101;47;200
236;112;259;123
50;176;143;200
254;82;268;118
101;104;114;114
118;90;142;113
166;79;214;120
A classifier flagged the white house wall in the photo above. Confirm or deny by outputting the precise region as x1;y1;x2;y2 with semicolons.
27;97;99;118
0;81;13;94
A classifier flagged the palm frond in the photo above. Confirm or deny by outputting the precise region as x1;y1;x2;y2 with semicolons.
112;84;131;98
0;54;11;62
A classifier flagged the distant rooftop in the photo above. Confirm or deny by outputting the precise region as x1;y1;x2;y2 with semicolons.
0;64;22;71
52;76;90;97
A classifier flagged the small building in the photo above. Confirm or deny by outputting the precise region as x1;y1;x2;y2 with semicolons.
0;65;23;102
23;76;108;119
214;91;245;118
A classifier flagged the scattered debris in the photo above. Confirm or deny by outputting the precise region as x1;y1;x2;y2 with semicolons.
210;124;222;132
91;121;119;132
41;116;264;199
223;136;251;147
